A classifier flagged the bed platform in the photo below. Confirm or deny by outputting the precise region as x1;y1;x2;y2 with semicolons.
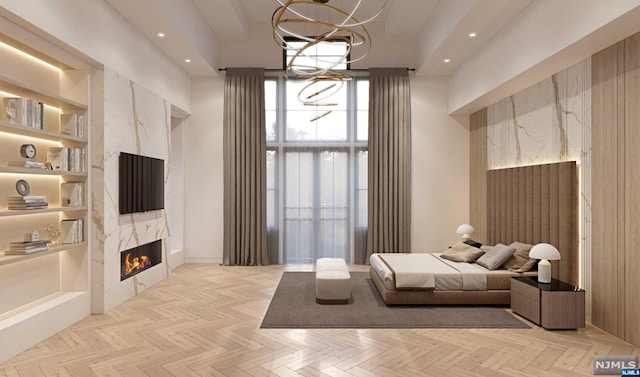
369;268;513;305
369;161;579;305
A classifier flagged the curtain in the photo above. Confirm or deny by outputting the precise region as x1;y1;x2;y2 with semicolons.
367;68;412;260
223;68;269;266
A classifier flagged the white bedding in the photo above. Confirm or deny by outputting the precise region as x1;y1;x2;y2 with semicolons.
371;253;488;291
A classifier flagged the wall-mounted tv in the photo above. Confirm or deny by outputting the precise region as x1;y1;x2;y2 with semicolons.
119;152;164;214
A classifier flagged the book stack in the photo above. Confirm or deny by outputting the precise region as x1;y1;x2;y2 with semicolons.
5;239;51;255
2;97;44;129
6;161;46;169
47;147;85;172
60;113;85;138
7;195;48;210
61;219;83;244
60;182;84;206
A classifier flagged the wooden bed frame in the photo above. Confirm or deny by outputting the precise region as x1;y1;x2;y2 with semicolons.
370;161;579;305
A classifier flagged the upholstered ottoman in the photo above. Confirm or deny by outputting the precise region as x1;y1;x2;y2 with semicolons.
315;258;351;304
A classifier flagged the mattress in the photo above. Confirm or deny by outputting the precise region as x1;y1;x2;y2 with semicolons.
370;253;536;291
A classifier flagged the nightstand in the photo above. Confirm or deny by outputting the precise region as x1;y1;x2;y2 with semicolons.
511;276;585;329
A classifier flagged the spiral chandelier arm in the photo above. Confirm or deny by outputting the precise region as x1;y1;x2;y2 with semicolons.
272;0;386;119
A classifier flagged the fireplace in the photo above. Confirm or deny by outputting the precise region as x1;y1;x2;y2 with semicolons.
120;240;162;281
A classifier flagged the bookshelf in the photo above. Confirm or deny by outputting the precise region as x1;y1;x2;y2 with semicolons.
0;32;91;363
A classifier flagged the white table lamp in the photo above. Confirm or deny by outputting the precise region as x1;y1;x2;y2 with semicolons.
456;224;475;240
529;243;561;283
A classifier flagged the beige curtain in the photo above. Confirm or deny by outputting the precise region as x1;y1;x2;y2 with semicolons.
367;68;412;259
223;68;269;266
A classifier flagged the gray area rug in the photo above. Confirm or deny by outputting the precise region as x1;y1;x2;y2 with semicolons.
261;272;529;329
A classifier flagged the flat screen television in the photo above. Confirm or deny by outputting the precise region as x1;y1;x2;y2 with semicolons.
119;152;164;214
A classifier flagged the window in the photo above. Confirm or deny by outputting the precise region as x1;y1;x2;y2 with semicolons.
266;75;368;264
284;37;351;71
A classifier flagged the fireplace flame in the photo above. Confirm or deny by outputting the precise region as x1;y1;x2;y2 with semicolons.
123;252;151;277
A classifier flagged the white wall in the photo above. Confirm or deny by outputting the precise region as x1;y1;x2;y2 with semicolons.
170;118;185;255
0;0;191;112
410;76;470;252
184;76;225;263
449;0;640;115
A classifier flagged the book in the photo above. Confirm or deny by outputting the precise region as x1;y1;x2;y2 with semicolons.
10;241;51;248
2;97;44;128
6;161;46;169
5;246;49;255
61;182;84;206
8;205;48;210
7;196;47;200
60;113;86;138
47;147;85;172
47;147;67;171
61;219;83;244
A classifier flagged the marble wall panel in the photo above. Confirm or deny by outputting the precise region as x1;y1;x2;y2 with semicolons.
486;58;591;314
92;67;172;313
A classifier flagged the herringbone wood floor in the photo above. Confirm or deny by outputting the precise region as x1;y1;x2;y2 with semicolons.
1;264;637;376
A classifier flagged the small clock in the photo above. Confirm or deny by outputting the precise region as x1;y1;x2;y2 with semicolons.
20;144;36;159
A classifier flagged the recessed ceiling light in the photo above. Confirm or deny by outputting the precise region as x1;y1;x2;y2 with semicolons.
157;32;165;38
185;59;191;63
444;59;451;63
469;32;477;38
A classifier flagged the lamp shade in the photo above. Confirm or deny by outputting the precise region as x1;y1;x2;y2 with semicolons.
456;224;475;237
529;243;560;284
529;243;561;261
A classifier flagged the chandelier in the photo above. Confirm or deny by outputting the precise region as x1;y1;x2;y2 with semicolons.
272;0;387;121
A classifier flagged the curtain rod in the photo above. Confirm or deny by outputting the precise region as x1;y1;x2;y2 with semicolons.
217;68;416;72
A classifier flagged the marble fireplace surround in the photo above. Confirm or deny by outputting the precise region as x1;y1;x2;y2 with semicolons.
92;67;173;314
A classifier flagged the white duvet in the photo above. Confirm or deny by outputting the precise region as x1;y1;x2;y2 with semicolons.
371;253;488;291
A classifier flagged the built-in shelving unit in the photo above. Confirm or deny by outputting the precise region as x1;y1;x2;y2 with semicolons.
0;28;92;364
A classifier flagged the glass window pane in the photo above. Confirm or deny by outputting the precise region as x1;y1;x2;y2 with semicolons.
266;110;277;141
357;111;368;141
319;151;349;260
285;152;314;263
287;80;347;111
286;111;316;141
357;151;368;227
357;80;369;110
266;151;277;227
265;80;277;110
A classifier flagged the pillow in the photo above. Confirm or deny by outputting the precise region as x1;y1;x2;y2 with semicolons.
476;243;516;270
463;239;483;249
502;242;538;272
440;242;485;263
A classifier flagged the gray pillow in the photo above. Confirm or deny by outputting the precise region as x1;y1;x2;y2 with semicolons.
476;243;516;270
441;242;485;263
502;242;538;272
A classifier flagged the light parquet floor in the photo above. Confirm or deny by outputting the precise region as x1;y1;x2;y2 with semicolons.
1;264;637;377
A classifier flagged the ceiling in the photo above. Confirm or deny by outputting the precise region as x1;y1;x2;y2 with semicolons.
104;0;534;76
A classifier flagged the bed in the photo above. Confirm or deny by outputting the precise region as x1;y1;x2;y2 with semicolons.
369;161;579;305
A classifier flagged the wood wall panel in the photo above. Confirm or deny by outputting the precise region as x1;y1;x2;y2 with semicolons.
592;41;621;338
616;41;626;340
469;108;488;243
592;31;640;347
624;33;640;346
486;161;578;285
